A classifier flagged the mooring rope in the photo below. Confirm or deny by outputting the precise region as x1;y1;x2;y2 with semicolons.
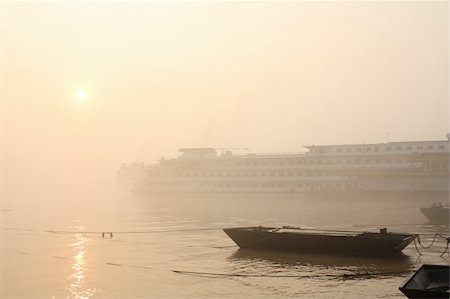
100;262;414;279
440;237;450;257
171;269;411;279
45;227;223;235
417;234;439;249
412;234;450;256
212;245;238;249
7;226;450;257
413;238;423;255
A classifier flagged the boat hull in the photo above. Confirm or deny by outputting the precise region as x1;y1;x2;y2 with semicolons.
399;264;450;298
223;227;416;256
420;207;450;224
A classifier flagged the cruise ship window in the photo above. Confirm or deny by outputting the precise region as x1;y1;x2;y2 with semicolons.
386;147;392;151
356;148;361;152
428;145;434;150
418;146;423;150
374;147;379;152
406;146;412;150
396;146;402;150
366;147;372;152
346;148;352;152
439;145;445;149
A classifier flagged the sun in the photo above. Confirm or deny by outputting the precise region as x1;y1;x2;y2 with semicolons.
75;90;87;102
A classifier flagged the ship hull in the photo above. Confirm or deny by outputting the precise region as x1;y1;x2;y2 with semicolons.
420;206;450;224
133;189;449;201
133;190;305;199
304;190;449;201
223;227;416;256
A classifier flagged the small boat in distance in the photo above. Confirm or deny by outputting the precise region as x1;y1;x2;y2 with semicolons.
420;203;450;224
223;226;417;256
399;264;450;298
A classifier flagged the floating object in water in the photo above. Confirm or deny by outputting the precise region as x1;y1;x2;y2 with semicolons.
223;226;417;256
399;264;450;298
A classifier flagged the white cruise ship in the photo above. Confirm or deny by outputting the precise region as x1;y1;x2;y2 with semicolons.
121;136;450;200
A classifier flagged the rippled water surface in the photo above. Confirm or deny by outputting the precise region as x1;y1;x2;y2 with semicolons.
1;189;449;298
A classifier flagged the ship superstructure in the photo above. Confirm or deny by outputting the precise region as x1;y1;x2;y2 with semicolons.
124;137;450;199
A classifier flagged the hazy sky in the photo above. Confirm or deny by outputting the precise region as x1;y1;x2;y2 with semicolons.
0;1;448;199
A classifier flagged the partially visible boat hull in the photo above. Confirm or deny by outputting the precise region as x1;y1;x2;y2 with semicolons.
399;264;450;298
223;227;416;257
420;206;450;224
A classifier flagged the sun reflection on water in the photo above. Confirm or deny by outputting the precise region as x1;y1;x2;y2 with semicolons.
67;233;96;299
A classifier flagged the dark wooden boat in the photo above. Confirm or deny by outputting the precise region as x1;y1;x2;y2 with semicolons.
420;203;450;224
399;264;450;298
223;226;417;256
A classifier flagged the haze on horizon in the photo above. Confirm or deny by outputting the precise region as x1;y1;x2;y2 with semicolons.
0;1;448;203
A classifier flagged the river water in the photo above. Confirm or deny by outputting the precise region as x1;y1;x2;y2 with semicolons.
1;188;449;299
